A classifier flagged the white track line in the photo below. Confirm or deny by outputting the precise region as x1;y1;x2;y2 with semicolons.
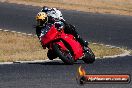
93;43;131;59
0;29;34;36
0;59;62;65
0;29;131;64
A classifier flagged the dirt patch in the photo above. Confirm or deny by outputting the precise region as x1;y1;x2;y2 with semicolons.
130;50;132;55
0;31;47;62
0;30;124;62
2;0;132;16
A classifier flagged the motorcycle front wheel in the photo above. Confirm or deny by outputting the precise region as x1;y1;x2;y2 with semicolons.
53;44;74;65
82;47;95;64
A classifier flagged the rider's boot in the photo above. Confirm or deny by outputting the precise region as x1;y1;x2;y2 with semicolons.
76;35;88;47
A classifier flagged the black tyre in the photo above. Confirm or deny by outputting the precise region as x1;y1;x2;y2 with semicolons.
53;44;74;65
47;49;57;60
82;47;95;64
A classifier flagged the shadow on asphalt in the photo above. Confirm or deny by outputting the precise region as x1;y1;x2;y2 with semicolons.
27;60;86;65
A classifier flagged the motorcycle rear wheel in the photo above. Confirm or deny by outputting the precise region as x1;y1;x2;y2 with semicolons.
53;44;74;65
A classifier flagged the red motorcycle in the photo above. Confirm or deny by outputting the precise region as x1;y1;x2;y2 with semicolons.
39;24;95;64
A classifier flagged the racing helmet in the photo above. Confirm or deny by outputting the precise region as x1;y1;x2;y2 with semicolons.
42;6;50;12
36;12;48;26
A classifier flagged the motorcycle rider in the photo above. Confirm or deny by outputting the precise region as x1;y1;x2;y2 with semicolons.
36;6;88;49
36;12;64;39
41;6;64;22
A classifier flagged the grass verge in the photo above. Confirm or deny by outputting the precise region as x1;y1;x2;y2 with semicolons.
4;0;132;16
0;31;124;62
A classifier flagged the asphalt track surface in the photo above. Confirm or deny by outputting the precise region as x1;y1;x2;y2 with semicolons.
0;2;132;88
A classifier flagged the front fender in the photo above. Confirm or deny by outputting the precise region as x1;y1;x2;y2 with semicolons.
54;41;67;50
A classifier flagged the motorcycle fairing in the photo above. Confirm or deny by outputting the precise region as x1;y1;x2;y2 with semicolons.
56;33;84;60
41;25;59;45
40;25;84;60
